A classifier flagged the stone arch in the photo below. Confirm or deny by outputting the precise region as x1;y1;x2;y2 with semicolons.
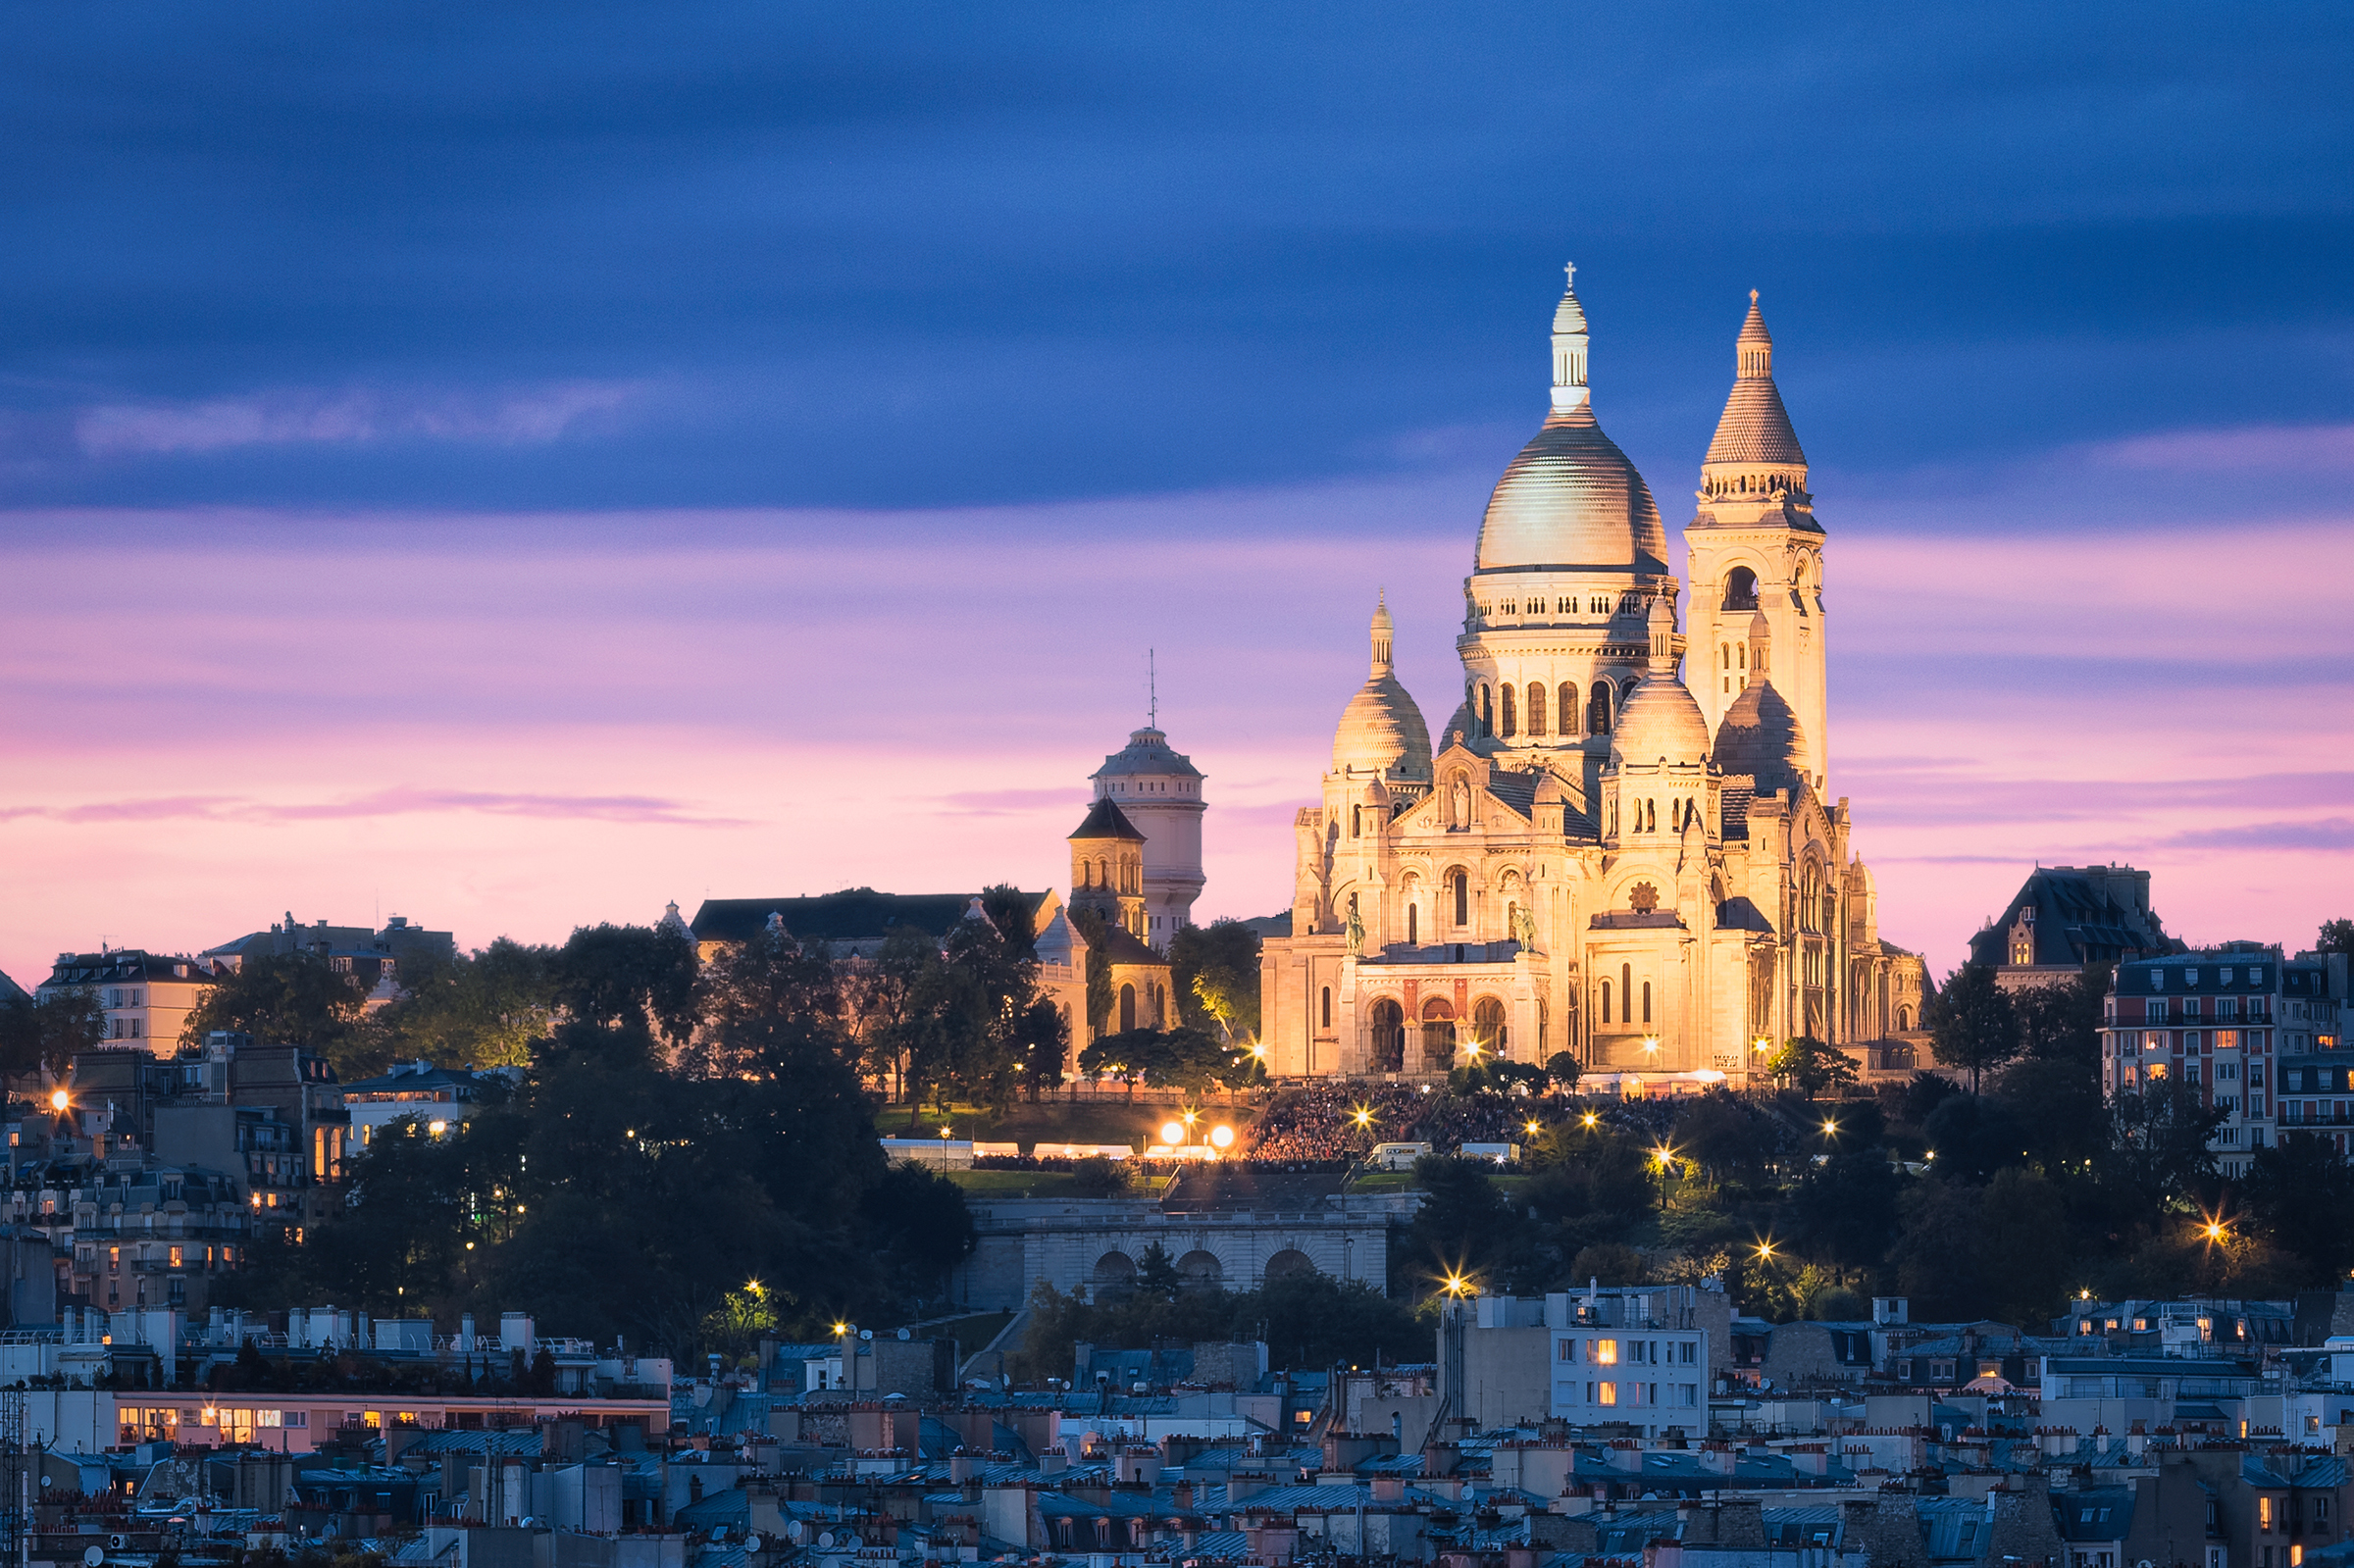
1723;566;1760;611
1263;1248;1315;1282
1177;1249;1223;1290
1420;996;1456;1072
1469;995;1509;1057
1368;997;1407;1072
1093;1251;1137;1302
1588;681;1613;734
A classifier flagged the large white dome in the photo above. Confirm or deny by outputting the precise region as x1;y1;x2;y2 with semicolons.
1472;275;1669;575
1476;405;1670;573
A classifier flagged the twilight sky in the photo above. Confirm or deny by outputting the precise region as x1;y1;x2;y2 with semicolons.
1;2;2349;987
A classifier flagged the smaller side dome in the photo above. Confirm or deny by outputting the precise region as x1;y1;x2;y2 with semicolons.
1610;678;1713;770
1611;596;1710;768
1333;597;1433;781
1711;678;1810;797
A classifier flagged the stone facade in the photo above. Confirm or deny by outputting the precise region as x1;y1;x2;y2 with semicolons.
1261;272;1927;1083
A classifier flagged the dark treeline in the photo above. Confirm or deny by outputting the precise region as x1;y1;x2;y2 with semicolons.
105;895;1266;1361
1403;929;2354;1333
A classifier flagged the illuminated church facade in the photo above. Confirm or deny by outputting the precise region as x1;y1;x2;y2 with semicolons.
1259;270;1927;1081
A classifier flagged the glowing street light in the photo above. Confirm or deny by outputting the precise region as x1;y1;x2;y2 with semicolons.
1182;1108;1200;1131
48;1088;68;1113
1207;1125;1235;1149
832;1321;850;1338
1441;1271;1474;1298
2203;1220;2228;1243
1820;1118;1839;1138
1754;1239;1776;1262
1580;1111;1600;1131
1352;1105;1375;1130
1524;1120;1542;1137
1641;1037;1660;1055
1159;1121;1186;1145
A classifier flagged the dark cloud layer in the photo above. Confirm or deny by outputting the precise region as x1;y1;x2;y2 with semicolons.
0;1;2346;516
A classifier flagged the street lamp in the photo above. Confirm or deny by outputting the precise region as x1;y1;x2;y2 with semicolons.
1207;1126;1235;1150
1755;1239;1776;1262
1441;1271;1473;1298
1820;1118;1839;1138
1580;1111;1600;1131
48;1088;68;1113
1642;1037;1660;1056
1524;1120;1542;1137
1352;1105;1374;1131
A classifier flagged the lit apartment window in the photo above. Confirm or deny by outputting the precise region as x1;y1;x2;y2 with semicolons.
1590;1339;1618;1365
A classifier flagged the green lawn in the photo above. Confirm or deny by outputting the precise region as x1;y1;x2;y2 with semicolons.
943;1168;1175;1199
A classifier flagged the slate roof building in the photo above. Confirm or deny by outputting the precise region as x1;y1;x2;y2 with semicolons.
1968;863;2175;990
1262;270;1927;1082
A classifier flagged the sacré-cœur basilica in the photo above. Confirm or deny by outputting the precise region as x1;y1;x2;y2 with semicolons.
1255;268;1928;1087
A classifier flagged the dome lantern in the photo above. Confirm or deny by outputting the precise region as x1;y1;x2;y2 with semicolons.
1551;262;1591;415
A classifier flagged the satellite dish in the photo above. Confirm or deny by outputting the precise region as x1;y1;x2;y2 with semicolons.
896;1329;911;1341
83;1549;103;1567
817;1533;837;1549
858;1330;872;1340
745;1536;764;1554
786;1522;805;1543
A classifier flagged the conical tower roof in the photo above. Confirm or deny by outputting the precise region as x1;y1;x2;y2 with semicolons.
1068;796;1146;842
1703;291;1807;470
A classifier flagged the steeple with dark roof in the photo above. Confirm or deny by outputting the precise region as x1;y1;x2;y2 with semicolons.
1068;797;1149;939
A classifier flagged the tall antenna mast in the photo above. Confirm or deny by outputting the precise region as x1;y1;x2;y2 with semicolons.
1149;648;1157;728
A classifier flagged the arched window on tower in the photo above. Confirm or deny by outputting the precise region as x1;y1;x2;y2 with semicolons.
1527;683;1547;737
1642;981;1653;1024
1452;870;1469;928
1480;684;1495;737
1119;984;1136;1034
1351;805;1361;838
1600;980;1612;1025
1560;684;1579;735
1407;903;1418;944
1589;682;1612;734
1723;567;1759;611
1320;986;1332;1030
1500;683;1516;738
